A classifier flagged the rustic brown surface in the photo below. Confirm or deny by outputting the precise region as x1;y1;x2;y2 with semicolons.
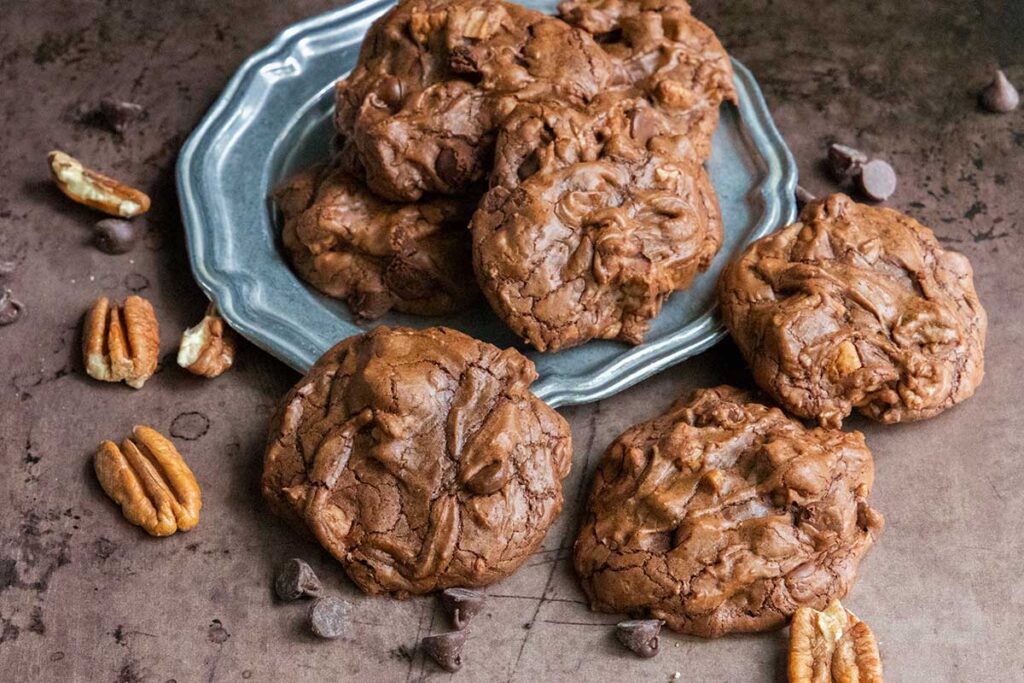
1;1;1022;681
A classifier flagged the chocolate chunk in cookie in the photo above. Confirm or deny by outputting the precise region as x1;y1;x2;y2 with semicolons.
333;0;616;201
719;193;986;426
274;164;479;318
262;326;573;596
474;96;723;351
574;386;883;638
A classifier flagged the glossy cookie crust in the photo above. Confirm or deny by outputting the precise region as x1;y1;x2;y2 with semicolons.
262;326;572;596
719;193;986;426
274;163;479;318
574;386;883;637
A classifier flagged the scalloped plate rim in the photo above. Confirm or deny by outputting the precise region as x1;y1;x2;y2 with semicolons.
176;0;797;407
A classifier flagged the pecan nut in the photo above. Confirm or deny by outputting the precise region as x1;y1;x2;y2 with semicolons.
94;425;202;536
177;303;237;378
48;150;151;218
83;295;160;389
789;599;884;683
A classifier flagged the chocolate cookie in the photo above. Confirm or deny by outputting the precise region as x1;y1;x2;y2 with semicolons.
274;164;479;318
470;1;733;351
262;326;573;596
473;95;723;351
334;0;615;201
558;0;736;160
574;386;883;638
719;193;987;426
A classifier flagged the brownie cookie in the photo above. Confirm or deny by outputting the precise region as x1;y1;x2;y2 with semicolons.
558;0;736;161
719;193;987;426
574;386;883;638
262;326;572;596
274;164;479;318
334;0;615;201
474;95;723;350
470;1;733;350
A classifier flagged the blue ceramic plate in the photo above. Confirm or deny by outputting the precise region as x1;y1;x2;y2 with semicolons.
177;0;797;408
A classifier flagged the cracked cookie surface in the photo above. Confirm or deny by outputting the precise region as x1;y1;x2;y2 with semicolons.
262;326;573;596
474;96;723;351
274;163;479;318
471;0;733;351
333;0;615;202
719;193;987;426
573;386;883;637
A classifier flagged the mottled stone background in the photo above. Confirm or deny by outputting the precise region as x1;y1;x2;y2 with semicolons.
1;1;1021;681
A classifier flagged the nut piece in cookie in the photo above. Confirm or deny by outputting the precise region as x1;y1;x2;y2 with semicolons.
333;0;616;201
574;386;883;638
719;193;986;426
261;326;573;596
83;295;160;389
274;164;479;319
788;599;884;683
94;425;201;537
177;303;237;378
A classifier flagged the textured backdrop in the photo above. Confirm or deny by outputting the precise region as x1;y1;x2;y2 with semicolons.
1;1;1022;680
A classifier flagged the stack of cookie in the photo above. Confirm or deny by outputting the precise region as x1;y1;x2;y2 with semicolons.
263;0;987;676
275;0;734;349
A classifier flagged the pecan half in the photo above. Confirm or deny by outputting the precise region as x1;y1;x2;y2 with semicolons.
94;425;202;536
789;599;884;683
177;303;237;378
48;150;151;218
83;295;160;389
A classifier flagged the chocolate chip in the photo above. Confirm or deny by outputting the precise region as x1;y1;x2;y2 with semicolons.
307;597;350;639
440;588;485;630
795;185;816;209
81;98;146;135
93;219;139;254
421;630;467;672
435;147;462;187
855;159;897;202
615;619;663;658
275;559;323;601
827;143;868;180
0;288;24;326
979;69;1019;113
379;76;404;110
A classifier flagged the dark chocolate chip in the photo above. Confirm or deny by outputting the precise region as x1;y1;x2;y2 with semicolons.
350;289;393;319
856;159;897;202
0;288;24;326
307;597;350;639
95;99;146;135
979;70;1019;113
795;185;816;209
440;588;486;630
93;219;139;254
435;147;462;187
379;76;404;110
421;630;467;672
827;143;868;180
615;619;663;658
275;559;323;601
